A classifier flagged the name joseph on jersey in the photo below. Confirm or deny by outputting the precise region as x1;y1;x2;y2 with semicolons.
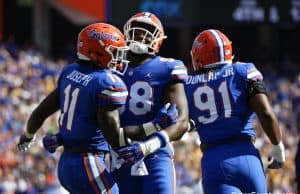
66;70;93;86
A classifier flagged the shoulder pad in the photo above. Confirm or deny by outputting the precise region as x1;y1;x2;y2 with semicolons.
101;71;126;90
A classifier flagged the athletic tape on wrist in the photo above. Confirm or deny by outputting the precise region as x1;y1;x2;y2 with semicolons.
274;141;284;150
142;137;162;156
119;128;126;146
143;122;158;136
143;131;170;156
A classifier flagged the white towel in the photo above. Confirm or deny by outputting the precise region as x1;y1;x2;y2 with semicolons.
110;148;148;176
130;142;173;176
131;159;149;176
110;149;124;172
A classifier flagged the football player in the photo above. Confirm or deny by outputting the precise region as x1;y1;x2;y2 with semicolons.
17;23;178;194
184;29;285;193
111;12;189;194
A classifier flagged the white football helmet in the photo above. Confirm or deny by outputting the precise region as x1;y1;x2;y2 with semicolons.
123;12;167;55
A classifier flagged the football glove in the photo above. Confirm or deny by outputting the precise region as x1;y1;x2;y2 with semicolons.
42;133;63;153
268;142;285;169
116;143;145;166
153;103;178;129
143;103;179;136
116;131;168;166
18;132;36;152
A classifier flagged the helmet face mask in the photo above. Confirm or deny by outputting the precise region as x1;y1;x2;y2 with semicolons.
77;23;129;71
191;29;233;72
106;45;129;74
106;45;128;67
124;12;167;55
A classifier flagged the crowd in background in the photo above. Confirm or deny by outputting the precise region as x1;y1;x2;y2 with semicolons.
0;40;299;194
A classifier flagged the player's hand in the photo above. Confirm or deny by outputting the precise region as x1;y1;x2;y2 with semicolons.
18;132;35;152
116;131;168;166
268;142;285;169
153;103;178;129
116;143;145;166
42;133;63;154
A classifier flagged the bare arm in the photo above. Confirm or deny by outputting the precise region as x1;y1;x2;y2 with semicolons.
163;82;189;141
250;93;281;145
26;87;60;135
97;105;122;148
247;79;285;169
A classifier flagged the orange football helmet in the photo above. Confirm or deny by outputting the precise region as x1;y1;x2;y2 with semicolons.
123;12;167;55
191;29;233;71
77;23;129;70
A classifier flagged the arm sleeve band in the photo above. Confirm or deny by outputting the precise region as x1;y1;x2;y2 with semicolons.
140;131;170;156
246;80;267;98
142;122;158;136
118;128;126;146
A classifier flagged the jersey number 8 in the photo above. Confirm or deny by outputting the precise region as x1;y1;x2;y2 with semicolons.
129;81;153;115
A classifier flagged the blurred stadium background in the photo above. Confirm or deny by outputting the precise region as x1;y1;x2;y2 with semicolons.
0;0;299;193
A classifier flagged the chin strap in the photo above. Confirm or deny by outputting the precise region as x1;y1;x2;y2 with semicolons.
129;42;149;54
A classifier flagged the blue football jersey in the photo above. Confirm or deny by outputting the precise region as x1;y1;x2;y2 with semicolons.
112;56;187;194
120;56;187;132
185;62;263;144
57;63;128;151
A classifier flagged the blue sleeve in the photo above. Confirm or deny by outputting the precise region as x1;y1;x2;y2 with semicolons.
167;59;188;83
245;63;263;82
235;62;263;82
96;72;128;108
